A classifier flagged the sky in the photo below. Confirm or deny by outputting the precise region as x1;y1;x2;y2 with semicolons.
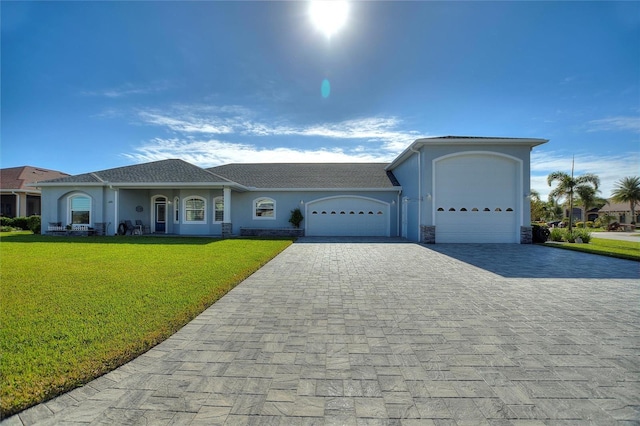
2;1;639;200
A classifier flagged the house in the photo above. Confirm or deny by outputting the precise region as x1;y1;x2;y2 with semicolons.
598;200;640;225
32;136;548;243
0;166;69;218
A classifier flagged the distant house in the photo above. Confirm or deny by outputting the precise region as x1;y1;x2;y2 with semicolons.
32;136;547;243
0;166;69;218
599;200;640;224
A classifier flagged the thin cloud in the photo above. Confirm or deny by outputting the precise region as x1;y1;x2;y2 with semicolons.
82;81;170;98
135;104;425;152
123;137;389;167
587;116;640;133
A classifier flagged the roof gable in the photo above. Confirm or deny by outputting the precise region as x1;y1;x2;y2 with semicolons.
386;136;548;170
208;163;399;189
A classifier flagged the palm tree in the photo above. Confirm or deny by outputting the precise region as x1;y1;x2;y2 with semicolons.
575;185;599;227
547;170;600;230
611;176;640;224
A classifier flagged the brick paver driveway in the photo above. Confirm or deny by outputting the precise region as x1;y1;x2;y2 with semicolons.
8;239;640;425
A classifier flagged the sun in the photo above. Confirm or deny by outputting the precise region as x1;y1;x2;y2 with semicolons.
309;1;349;39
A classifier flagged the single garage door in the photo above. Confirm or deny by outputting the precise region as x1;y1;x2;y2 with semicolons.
434;153;520;243
306;196;390;237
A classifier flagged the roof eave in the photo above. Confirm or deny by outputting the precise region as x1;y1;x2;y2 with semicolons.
244;187;402;192
386;137;549;171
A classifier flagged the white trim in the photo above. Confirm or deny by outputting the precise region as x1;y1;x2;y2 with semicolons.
173;196;179;224
183;195;207;224
253;197;276;220
223;187;232;224
243;187;402;192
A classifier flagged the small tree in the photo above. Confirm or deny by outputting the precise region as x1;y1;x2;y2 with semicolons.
611;176;640;224
288;207;304;228
547;168;600;230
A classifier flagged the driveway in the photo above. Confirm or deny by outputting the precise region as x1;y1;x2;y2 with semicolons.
7;239;640;425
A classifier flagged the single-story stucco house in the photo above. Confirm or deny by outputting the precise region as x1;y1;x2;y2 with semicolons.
598;200;640;225
32;136;548;243
0;166;69;218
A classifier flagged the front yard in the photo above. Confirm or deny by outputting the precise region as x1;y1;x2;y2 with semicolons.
0;234;292;418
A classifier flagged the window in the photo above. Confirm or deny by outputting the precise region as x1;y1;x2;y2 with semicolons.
214;197;224;222
69;195;91;225
254;198;275;219
184;197;206;223
174;197;179;223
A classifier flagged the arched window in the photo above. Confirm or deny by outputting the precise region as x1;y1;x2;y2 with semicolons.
174;197;179;224
184;196;206;223
69;194;91;225
213;196;224;222
254;197;275;219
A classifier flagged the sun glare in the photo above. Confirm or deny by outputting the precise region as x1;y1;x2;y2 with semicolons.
309;1;349;39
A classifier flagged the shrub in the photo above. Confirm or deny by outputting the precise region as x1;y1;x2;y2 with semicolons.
573;228;592;243
1;226;15;232
288;207;304;228
575;221;584;228
565;231;576;243
9;217;28;231
27;216;41;234
585;221;594;228
1;217;13;227
549;228;564;242
593;219;601;228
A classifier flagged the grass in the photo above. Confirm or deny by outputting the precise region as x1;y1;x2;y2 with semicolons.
0;233;293;418
542;236;640;261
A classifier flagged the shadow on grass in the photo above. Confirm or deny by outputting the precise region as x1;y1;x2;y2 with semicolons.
0;234;295;245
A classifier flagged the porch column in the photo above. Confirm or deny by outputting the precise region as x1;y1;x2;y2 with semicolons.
222;187;232;237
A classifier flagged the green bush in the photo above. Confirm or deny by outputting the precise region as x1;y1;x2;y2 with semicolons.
549;228;564;242
27;216;41;234
1;226;16;232
9;217;28;231
1;217;13;227
585;221;594;228
573;228;592;243
594;219;602;228
575;221;584;228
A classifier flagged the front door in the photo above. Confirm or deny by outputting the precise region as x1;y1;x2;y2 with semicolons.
155;199;166;232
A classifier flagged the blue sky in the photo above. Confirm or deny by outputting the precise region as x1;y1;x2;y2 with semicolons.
2;1;639;200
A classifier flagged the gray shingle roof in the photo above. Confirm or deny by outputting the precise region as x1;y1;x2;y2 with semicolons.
38;159;231;184
208;163;400;189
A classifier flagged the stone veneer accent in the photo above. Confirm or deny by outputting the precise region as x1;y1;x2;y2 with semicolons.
240;228;304;237
520;226;533;244
420;225;436;244
221;223;232;238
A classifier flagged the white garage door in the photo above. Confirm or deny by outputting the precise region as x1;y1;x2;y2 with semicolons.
306;196;389;237
434;153;520;243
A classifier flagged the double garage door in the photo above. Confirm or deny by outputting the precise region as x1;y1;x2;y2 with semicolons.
434;153;521;243
306;196;390;237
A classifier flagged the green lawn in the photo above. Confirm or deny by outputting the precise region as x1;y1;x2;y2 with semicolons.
0;233;292;418
542;236;640;261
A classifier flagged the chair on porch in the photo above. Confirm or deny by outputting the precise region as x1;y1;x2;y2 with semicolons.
124;220;141;236
135;220;148;235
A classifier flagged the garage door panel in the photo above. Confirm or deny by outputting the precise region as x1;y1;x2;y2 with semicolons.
307;197;389;237
434;153;520;243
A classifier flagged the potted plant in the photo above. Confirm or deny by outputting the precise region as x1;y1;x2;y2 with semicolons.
288;207;304;228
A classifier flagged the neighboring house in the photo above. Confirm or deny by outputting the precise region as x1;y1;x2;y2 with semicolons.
32;136;547;243
0;166;69;218
598;200;640;224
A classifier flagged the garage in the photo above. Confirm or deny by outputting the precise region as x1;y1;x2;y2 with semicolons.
434;153;521;243
306;196;390;237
